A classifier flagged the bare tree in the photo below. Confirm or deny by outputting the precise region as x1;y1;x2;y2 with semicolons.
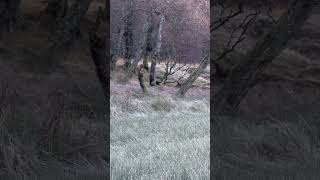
143;11;154;70
177;54;209;97
149;14;165;86
211;2;260;80
213;0;319;115
162;58;187;85
110;0;209;76
122;0;136;68
112;0;154;71
128;11;155;74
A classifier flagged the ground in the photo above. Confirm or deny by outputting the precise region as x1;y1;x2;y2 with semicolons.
110;73;210;179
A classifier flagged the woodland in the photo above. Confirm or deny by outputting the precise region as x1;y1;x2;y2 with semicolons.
110;0;210;179
0;0;319;179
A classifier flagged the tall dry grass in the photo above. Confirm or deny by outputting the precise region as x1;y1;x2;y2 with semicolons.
110;84;210;180
0;84;108;180
212;114;320;180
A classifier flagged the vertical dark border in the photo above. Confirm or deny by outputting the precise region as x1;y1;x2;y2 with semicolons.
209;0;214;179
105;0;111;178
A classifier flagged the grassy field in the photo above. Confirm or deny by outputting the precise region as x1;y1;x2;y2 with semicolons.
212;114;320;180
110;80;210;180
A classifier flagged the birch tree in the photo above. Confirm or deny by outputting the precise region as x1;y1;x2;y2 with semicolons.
143;12;154;70
149;14;165;86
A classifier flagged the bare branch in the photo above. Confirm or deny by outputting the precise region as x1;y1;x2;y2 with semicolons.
211;3;243;32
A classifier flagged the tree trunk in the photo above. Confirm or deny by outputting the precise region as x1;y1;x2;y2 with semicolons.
149;60;157;86
89;7;109;102
138;65;147;94
212;0;319;115
129;48;143;74
111;26;124;71
143;13;154;70
177;56;209;97
123;11;134;68
0;0;21;36
129;14;153;74
143;56;149;70
150;14;165;86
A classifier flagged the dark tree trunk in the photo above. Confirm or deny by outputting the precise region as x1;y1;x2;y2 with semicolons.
212;0;319;115
177;56;209;97
111;26;124;71
138;65;147;94
89;7;109;101
149;60;157;86
130;12;153;74
123;12;134;68
129;47;143;74
0;0;21;36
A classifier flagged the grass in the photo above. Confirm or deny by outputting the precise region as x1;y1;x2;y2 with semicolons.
0;15;110;179
212;115;320;180
0;83;108;180
110;82;210;180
